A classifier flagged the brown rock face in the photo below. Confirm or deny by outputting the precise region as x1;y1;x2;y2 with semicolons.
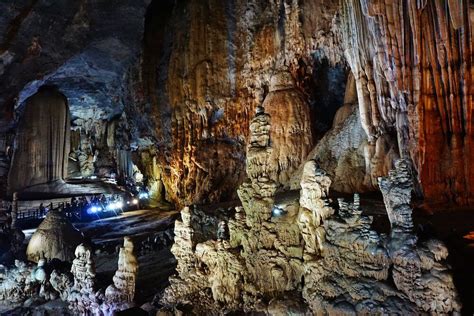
263;71;313;187
8;86;70;194
137;0;340;206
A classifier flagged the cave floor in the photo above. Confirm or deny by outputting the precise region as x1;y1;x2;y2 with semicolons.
10;194;474;314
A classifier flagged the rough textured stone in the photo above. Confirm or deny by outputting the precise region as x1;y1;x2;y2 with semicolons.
105;237;138;306
160;110;461;315
26;209;83;263
341;0;474;207
0;0;471;210
129;0;343;206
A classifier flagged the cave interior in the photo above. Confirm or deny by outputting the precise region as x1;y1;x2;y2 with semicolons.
0;0;473;315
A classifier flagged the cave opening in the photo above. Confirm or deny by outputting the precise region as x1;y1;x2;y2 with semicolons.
306;57;348;141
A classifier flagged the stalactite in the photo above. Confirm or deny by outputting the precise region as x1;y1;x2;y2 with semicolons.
341;0;473;207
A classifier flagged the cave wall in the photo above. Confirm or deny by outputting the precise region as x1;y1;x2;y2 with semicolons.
132;0;344;206
0;0;150;196
0;0;472;208
341;0;473;207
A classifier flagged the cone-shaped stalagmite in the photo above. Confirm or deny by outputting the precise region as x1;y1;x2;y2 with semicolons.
26;209;83;263
8;85;70;194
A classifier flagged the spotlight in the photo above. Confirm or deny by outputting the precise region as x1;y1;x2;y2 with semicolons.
132;199;139;205
271;205;286;217
106;201;124;211
87;206;102;214
138;192;149;199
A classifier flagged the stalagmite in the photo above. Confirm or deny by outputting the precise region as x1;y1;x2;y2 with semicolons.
26;209;84;263
105;237;138;305
263;70;313;187
68;243;99;314
159;107;462;314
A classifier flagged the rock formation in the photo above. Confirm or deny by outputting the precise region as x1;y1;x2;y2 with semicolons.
0;237;141;313
0;260;37;303
160;109;461;314
26;209;83;263
0;0;471;210
130;0;344;206
263;70;313;187
8;85;70;195
105;237;138;306
379;159;460;313
68;243;100;314
341;0;473;207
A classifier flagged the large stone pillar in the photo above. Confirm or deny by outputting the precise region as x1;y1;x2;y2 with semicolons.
262;70;313;187
8;85;70;194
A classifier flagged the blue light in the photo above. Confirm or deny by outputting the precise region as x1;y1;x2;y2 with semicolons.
87;206;102;214
271;205;286;217
138;192;149;199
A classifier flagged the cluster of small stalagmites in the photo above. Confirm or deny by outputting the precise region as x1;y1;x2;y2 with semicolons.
0;238;138;314
162;107;305;313
324;195;390;281
64;240;138;315
0;259;56;304
302;194;400;314
301;159;461;314
159;96;461;314
162;206;303;314
161;158;462;314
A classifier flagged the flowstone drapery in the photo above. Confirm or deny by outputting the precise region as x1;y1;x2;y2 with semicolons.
8;85;70;195
160;108;461;314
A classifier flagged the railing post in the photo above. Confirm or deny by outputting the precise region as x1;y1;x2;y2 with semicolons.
12;192;18;229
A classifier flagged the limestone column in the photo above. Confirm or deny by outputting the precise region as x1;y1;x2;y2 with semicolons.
8;85;71;194
262;70;313;187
